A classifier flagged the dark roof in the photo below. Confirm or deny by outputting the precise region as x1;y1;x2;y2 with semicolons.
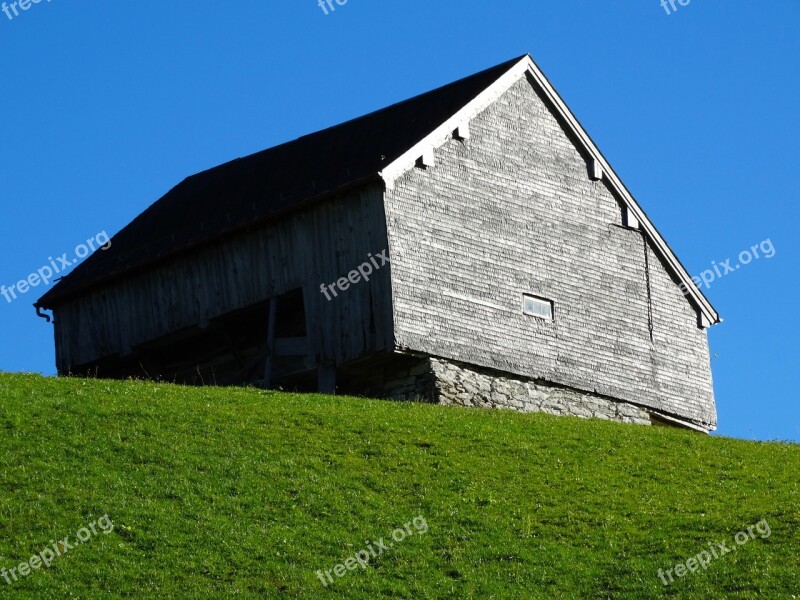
37;56;525;309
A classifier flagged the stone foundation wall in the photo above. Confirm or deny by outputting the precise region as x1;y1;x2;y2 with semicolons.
358;356;436;402
381;362;436;402
381;355;652;426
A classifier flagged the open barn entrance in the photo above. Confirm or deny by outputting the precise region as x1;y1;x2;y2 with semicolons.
262;288;319;393
74;289;315;388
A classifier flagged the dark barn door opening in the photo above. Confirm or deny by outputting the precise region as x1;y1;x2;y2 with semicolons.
143;298;282;386
263;288;316;391
80;289;313;388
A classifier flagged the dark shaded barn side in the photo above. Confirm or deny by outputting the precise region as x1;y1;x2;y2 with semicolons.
39;185;396;392
35;58;524;391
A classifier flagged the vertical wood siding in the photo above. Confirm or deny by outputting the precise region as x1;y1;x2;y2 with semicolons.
53;184;393;371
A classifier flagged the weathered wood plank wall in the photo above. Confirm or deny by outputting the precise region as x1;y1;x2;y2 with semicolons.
53;184;393;372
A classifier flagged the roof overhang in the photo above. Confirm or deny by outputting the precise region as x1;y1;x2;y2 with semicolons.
35;174;383;310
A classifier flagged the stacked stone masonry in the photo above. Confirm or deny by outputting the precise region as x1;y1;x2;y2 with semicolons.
382;356;652;426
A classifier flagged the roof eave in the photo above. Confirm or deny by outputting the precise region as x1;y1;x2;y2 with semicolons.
35;173;383;310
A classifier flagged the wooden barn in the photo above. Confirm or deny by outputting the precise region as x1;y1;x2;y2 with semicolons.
36;55;720;431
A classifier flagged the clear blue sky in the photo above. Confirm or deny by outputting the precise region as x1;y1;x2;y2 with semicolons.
1;1;797;442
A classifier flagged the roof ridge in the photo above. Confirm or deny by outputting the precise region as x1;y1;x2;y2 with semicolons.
186;55;529;181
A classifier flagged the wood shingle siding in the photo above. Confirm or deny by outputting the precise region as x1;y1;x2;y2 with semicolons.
384;77;716;428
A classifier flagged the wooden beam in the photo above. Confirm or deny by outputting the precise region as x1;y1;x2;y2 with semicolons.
624;205;640;229
417;148;435;168
274;337;309;357
262;296;278;389
318;364;336;395
590;158;604;181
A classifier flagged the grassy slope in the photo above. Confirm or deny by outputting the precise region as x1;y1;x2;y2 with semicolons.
0;373;798;599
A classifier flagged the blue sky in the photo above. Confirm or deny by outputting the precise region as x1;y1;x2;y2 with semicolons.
1;1;797;442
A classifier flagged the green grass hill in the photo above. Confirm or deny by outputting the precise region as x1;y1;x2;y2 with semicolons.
0;373;798;598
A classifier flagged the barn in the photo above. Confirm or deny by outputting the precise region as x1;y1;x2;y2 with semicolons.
36;55;720;431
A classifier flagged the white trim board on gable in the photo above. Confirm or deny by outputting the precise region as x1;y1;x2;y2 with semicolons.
379;55;719;329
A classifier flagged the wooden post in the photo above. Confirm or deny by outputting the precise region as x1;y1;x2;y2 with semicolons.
219;325;246;369
318;364;336;395
262;297;278;389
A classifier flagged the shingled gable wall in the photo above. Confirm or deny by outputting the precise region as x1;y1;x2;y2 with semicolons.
383;74;716;429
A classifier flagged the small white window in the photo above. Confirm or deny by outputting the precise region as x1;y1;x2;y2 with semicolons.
523;294;554;320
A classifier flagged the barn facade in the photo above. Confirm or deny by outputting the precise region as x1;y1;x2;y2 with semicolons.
36;55;720;431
